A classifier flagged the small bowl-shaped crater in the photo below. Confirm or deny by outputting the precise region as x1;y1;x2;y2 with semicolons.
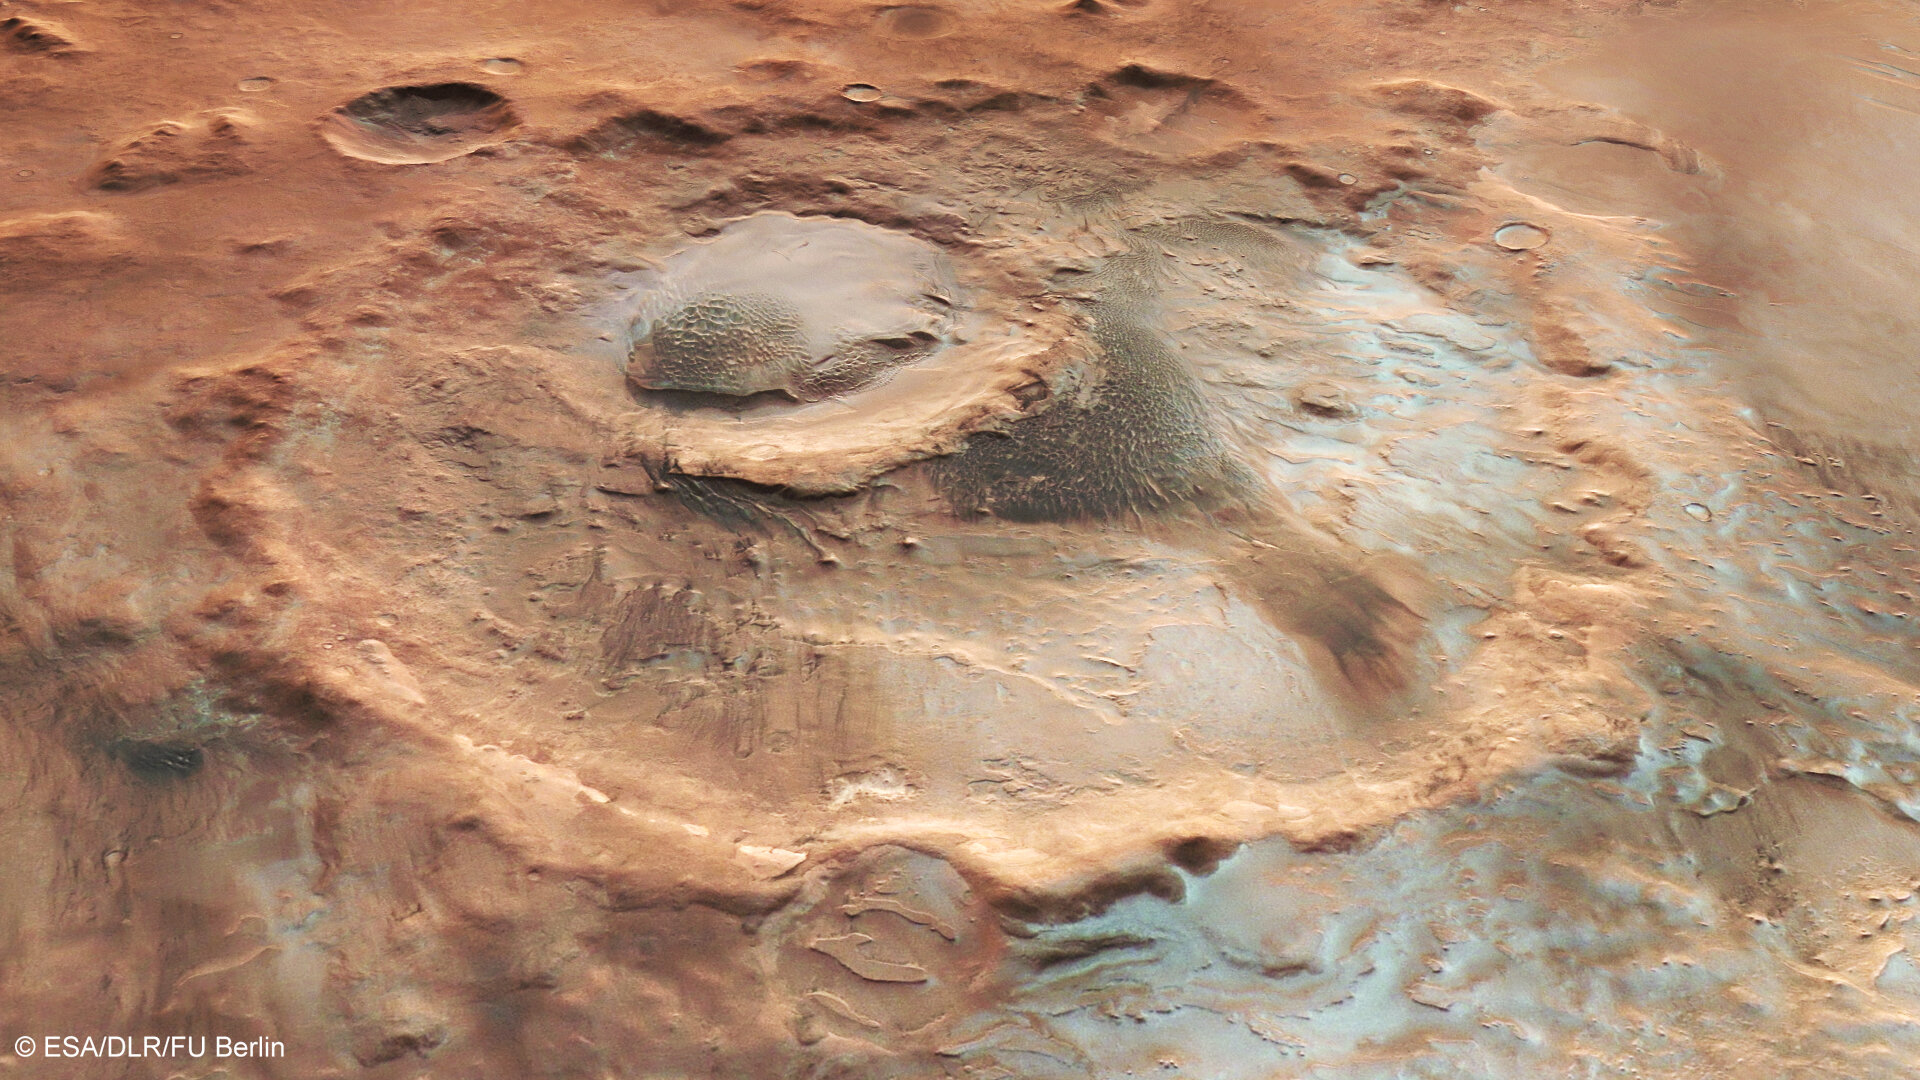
1493;222;1550;251
321;83;519;165
877;5;957;38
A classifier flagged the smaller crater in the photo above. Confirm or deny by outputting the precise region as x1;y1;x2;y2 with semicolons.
609;212;1069;496
321;83;519;165
1062;0;1151;13
876;6;957;38
476;57;522;75
624;213;960;404
1493;222;1551;251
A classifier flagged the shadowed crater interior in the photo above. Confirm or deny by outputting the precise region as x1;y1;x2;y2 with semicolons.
321;83;519;165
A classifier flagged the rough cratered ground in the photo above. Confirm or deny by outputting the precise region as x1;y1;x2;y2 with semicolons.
5;0;1920;1077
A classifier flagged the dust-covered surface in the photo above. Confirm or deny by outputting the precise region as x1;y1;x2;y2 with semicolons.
5;0;1920;1076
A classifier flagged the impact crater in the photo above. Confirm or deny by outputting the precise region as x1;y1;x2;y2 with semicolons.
320;83;520;165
